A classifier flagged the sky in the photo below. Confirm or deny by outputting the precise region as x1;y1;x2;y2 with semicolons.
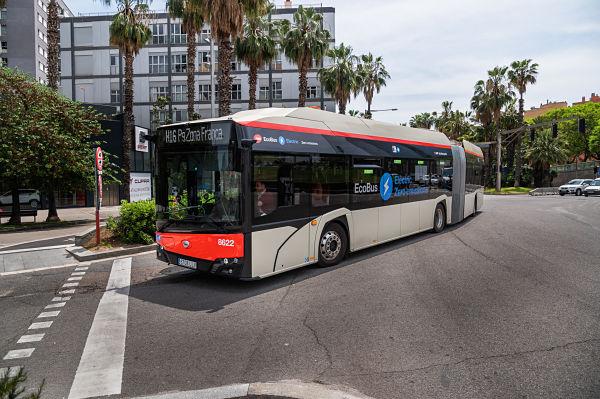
67;0;600;124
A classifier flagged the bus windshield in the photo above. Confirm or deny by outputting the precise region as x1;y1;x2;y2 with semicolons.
159;149;241;231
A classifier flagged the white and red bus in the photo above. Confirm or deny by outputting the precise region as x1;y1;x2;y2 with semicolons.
154;107;484;279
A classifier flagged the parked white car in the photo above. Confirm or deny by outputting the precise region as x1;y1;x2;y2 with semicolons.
0;189;41;208
558;179;593;196
584;179;600;196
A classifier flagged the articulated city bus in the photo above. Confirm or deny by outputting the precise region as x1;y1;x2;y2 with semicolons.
154;107;484;279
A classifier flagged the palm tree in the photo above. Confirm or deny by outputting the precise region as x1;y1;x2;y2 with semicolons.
203;0;268;116
104;0;152;201
356;53;389;119
508;59;538;187
409;112;436;129
527;130;565;187
168;0;204;120
234;5;276;110
318;43;357;115
280;5;330;107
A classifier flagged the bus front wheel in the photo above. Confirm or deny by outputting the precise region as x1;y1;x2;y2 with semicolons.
433;203;446;233
318;223;347;267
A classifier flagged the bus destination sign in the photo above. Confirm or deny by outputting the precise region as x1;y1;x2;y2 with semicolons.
161;122;230;146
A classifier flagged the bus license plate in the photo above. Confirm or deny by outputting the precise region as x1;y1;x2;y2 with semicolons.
177;258;197;269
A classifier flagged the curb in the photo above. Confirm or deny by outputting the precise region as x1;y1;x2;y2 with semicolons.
0;219;106;234
130;380;375;399
66;244;156;261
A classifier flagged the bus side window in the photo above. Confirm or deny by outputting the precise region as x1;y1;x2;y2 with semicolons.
352;158;381;203
253;153;310;223
311;155;348;208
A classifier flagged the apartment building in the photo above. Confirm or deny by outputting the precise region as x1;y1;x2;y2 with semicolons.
0;0;72;83
59;4;336;129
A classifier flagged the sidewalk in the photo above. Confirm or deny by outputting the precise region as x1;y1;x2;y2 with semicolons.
0;206;120;248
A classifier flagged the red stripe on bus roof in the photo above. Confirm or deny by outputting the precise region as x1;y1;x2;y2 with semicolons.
238;120;453;150
464;149;484;158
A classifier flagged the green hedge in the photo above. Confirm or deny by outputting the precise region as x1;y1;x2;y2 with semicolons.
107;200;156;245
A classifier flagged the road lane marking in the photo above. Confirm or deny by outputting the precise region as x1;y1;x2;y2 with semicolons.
71;272;86;276
45;302;66;309
29;321;53;329
38;311;60;318
17;334;45;343
68;277;83;281
3;348;35;360
60;289;76;295
68;257;131;399
52;296;71;301
75;267;89;271
63;282;79;288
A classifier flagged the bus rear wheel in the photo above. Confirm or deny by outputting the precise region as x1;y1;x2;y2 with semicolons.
433;203;446;233
318;223;347;267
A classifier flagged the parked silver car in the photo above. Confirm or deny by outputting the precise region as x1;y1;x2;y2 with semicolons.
584;179;600;196
558;179;593;196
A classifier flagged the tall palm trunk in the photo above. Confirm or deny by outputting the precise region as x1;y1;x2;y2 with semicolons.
122;50;134;202
514;94;525;187
248;64;258;110
298;56;309;107
217;39;233;117
186;26;196;119
366;93;372;119
338;99;346;115
46;0;59;90
8;184;21;225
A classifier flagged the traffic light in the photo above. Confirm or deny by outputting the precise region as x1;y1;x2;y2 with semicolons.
578;118;586;134
530;127;536;142
551;122;558;138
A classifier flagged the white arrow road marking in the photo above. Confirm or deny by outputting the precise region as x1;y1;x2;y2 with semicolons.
68;257;131;399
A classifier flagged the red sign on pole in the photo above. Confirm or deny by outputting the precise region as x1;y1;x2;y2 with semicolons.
95;147;104;172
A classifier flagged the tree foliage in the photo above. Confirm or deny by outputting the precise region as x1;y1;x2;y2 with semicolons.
280;5;330;107
234;5;277;110
0;367;43;399
534;102;600;161
318;43;358;115
0;67;117;223
356;53;389;118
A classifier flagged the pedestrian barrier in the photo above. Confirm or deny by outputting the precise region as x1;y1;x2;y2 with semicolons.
529;187;560;196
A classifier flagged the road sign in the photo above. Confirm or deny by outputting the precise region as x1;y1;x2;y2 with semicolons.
95;147;104;172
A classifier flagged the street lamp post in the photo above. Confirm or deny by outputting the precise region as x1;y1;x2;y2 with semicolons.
204;36;216;118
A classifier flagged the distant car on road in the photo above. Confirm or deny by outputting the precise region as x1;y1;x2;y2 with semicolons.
0;189;41;208
559;179;593;196
584;179;600;197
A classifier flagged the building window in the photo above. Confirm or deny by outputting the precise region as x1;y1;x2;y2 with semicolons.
231;82;242;100
0;24;5;37
271;53;283;70
171;53;187;73
231;56;241;71
37;0;47;13
199;28;211;43
173;109;187;122
149;54;168;74
306;86;319;99
151;23;167;44
38;29;47;43
151;109;168;131
171;84;187;102
1;57;7;67
149;85;169;102
199;50;211;72
199;83;211;101
1;41;7;51
38;45;47;58
110;54;119;75
0;10;7;21
272;81;282;100
170;23;187;44
110;83;121;103
39;61;45;73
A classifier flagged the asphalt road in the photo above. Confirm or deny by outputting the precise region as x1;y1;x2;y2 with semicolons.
2;195;600;399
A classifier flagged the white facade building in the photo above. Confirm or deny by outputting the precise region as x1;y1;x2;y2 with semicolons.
59;5;335;129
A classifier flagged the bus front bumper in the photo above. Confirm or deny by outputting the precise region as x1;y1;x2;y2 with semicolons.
157;246;245;278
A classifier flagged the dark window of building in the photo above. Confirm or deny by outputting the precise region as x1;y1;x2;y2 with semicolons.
151;23;167;44
170;23;187;44
171;54;187;73
253;153;310;224
199;83;211;101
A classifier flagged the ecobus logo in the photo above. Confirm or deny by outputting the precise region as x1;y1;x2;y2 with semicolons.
354;182;379;194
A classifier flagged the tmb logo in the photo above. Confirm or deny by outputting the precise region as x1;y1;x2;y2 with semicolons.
380;173;393;201
253;134;263;144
